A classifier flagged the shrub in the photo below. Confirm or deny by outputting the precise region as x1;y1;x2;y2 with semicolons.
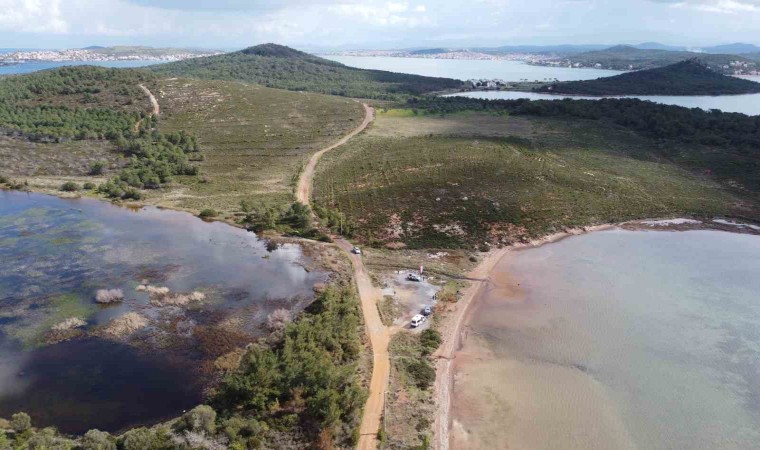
0;174;8;184
10;412;31;432
266;309;291;332
199;209;218;220
83;182;97;190
419;329;442;356
89;160;106;175
60;181;80;192
405;359;435;389
95;288;124;304
119;427;171;450
82;429;115;450
176;405;216;434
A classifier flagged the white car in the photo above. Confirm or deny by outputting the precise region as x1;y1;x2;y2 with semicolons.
407;273;422;282
351;246;361;255
411;314;426;328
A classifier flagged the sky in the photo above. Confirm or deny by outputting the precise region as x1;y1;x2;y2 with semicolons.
0;0;759;51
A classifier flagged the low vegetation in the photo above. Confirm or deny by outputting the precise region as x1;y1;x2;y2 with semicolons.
537;59;760;95
314;110;755;248
154;77;363;215
383;330;440;449
151;43;462;100
409;96;760;191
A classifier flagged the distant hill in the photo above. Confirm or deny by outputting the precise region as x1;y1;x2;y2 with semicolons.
702;43;760;54
151;43;463;99
408;48;450;55
560;45;757;74
483;44;609;55
537;59;760;95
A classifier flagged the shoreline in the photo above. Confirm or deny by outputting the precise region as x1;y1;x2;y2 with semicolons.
432;218;760;450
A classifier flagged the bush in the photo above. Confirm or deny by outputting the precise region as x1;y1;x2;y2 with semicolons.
60;181;80;192
0;174;8;184
405;359;435;389
419;329;442;356
199;209;218;219
119;427;171;450
83;182;97;190
10;412;31;432
89;160;106;175
82;429;115;450
176;405;216;434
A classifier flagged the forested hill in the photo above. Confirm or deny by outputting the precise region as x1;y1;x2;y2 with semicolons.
537;59;760;95
150;43;463;99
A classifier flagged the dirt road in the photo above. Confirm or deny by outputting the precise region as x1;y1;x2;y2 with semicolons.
138;84;160;116
433;248;510;450
295;103;373;205
293;102;387;450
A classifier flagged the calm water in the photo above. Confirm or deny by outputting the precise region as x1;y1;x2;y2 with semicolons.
449;90;760;116
323;55;624;81
0;60;158;76
457;229;760;449
0;191;325;433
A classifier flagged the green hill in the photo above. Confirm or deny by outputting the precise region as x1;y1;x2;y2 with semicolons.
537;59;760;95
150;43;462;99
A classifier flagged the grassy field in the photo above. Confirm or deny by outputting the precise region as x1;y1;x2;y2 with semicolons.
314;111;755;249
132;78;364;216
0;136;121;177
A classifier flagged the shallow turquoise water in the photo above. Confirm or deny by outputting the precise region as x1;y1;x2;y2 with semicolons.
471;229;760;449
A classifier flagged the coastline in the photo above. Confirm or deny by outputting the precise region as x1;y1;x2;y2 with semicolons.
432;219;760;450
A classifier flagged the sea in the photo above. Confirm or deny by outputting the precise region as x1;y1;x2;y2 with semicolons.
452;228;760;450
324;55;760;115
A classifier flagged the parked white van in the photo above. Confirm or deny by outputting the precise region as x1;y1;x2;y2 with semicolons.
411;314;426;328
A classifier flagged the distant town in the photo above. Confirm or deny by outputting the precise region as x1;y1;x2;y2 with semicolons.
0;46;222;64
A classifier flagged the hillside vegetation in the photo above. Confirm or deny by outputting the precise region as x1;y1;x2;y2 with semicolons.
154;77;364;215
151;43;462;99
537;59;760;95
410;96;760;192
556;45;758;73
313;109;757;249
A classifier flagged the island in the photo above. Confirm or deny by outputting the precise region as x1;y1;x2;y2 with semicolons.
0;45;223;63
535;59;760;96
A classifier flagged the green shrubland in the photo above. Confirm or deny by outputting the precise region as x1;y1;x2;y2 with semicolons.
151;43;462;100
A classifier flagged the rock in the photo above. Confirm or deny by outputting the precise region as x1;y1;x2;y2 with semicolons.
52;317;86;331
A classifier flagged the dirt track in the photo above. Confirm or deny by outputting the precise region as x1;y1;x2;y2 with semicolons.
138;84;160;116
295;103;373;205
294;103;387;450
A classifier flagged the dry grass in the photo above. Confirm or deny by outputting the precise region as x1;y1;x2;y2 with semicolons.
0;135;122;177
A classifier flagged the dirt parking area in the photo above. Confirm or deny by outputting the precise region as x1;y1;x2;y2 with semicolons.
381;270;441;331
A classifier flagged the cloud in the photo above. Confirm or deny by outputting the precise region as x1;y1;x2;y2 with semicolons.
0;0;68;33
328;1;430;27
650;0;760;13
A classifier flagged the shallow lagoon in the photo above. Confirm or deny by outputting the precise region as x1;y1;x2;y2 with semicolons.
452;229;760;450
0;191;326;433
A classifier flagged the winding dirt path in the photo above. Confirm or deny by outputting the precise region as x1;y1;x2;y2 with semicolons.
295;103;373;205
138;84;160;116
294;102;386;450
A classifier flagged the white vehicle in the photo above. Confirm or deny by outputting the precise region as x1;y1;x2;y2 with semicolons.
407;273;422;282
351;246;361;255
411;314;426;328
